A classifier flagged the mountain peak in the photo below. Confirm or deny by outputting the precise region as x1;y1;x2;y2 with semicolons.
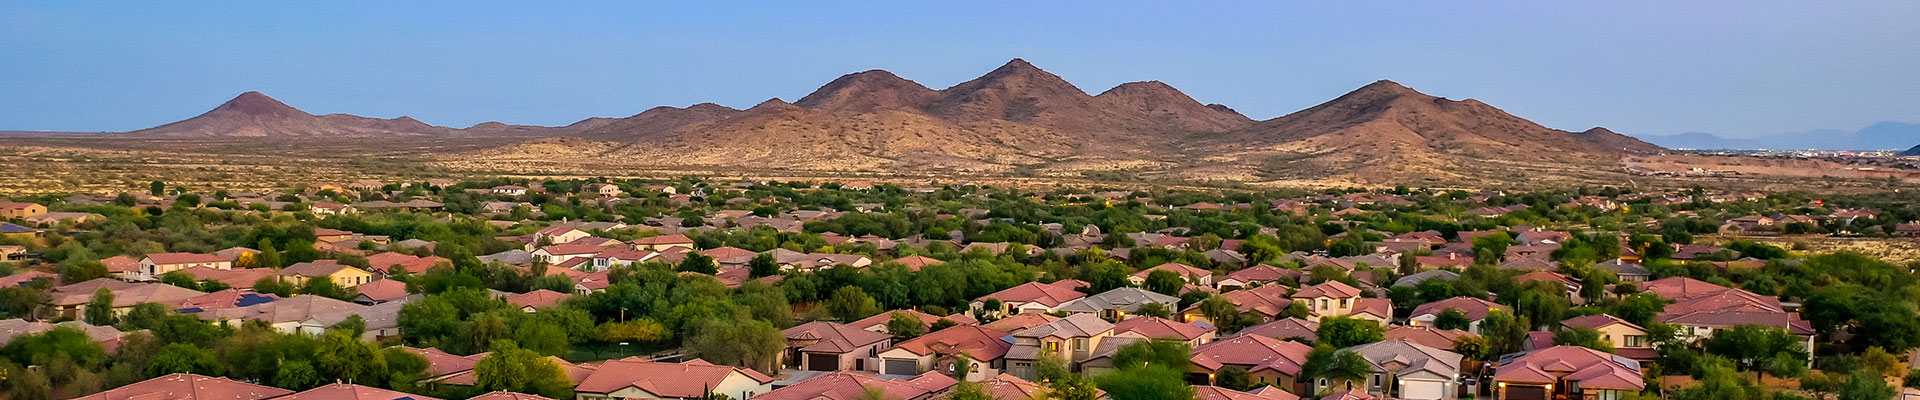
214;91;305;117
977;58;1053;82
795;69;937;114
1351;80;1423;97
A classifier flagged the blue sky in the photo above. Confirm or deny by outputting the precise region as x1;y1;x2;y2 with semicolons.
3;2;1917;138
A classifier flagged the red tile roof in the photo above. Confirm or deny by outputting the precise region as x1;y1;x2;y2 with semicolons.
1493;346;1644;390
1292;280;1361;299
504;289;569;310
1113;316;1213;341
1411;296;1509;321
889;325;1013;361
976;282;1086;307
73;373;292;400
573;359;772;396
355;279;411;302
144;252;229;265
1194;385;1302;400
1385;325;1475;350
275;383;441;400
1190;334;1313;375
757;371;954;400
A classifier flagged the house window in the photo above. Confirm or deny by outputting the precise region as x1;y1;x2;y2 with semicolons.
1340;298;1351;308
1320;299;1329;310
1595;389;1623;400
1074;339;1087;351
1046;342;1060;352
1625;335;1645;347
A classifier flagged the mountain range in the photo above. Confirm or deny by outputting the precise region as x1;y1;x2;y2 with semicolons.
117;58;1662;183
1638;122;1920;151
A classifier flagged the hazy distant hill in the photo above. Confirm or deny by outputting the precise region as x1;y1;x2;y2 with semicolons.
1641;122;1920;150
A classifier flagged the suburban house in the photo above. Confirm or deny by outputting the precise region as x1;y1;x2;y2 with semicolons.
49;279;204;319
876;325;1012;380
971;281;1087;317
582;183;622;198
1291;281;1363;321
1492;346;1644;400
352;279;412;305
1192;385;1302;400
755;371;955;400
1004;313;1115;381
980;313;1061;335
847;309;977;336
490;185;528;196
573;358;774;400
1237;318;1320;343
1385;325;1476;350
197;295;364;334
1408;296;1510;334
532;244;609;266
534;225;591;245
1642;277;1815;351
1189;334;1314;393
1111;316;1215;347
1056;288;1180;321
1561;314;1656;361
0;202;49;219
1216;264;1301;290
503;289;569;312
784;321;892;372
276;261;374;288
629;234;696;251
1595;259;1651;282
139;252;233;282
1182;284;1291;324
73;374;293;400
1326;339;1463;400
1127;262;1215;286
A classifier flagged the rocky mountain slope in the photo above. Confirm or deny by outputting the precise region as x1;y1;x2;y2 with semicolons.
125;59;1662;184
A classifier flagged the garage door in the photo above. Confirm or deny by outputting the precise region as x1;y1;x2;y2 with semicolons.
807;354;839;371
1503;385;1548;400
884;359;920;375
1399;380;1445;400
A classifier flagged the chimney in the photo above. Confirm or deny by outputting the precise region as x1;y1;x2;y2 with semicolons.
1447;253;1457;260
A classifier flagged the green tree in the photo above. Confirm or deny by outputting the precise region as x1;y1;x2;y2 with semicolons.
684;316;786;372
315;331;384;384
299;276;352;300
1701;325;1808;379
473;340;575;399
10;366;50;400
823;286;880;322
1142;270;1184;296
1553;326;1616;353
150;180;166;196
1111;339;1191;370
944;382;994;400
885;312;927;340
1433;308;1470;330
1094;365;1193;400
1838;368;1895;400
84;288;116;326
1315;316;1384;348
748;253;779;278
145;343;226;376
1198;294;1252;333
273;360;322;390
1214;366;1253;391
677;252;717;275
1134;302;1173;319
1480;309;1529;358
1303;344;1373;394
